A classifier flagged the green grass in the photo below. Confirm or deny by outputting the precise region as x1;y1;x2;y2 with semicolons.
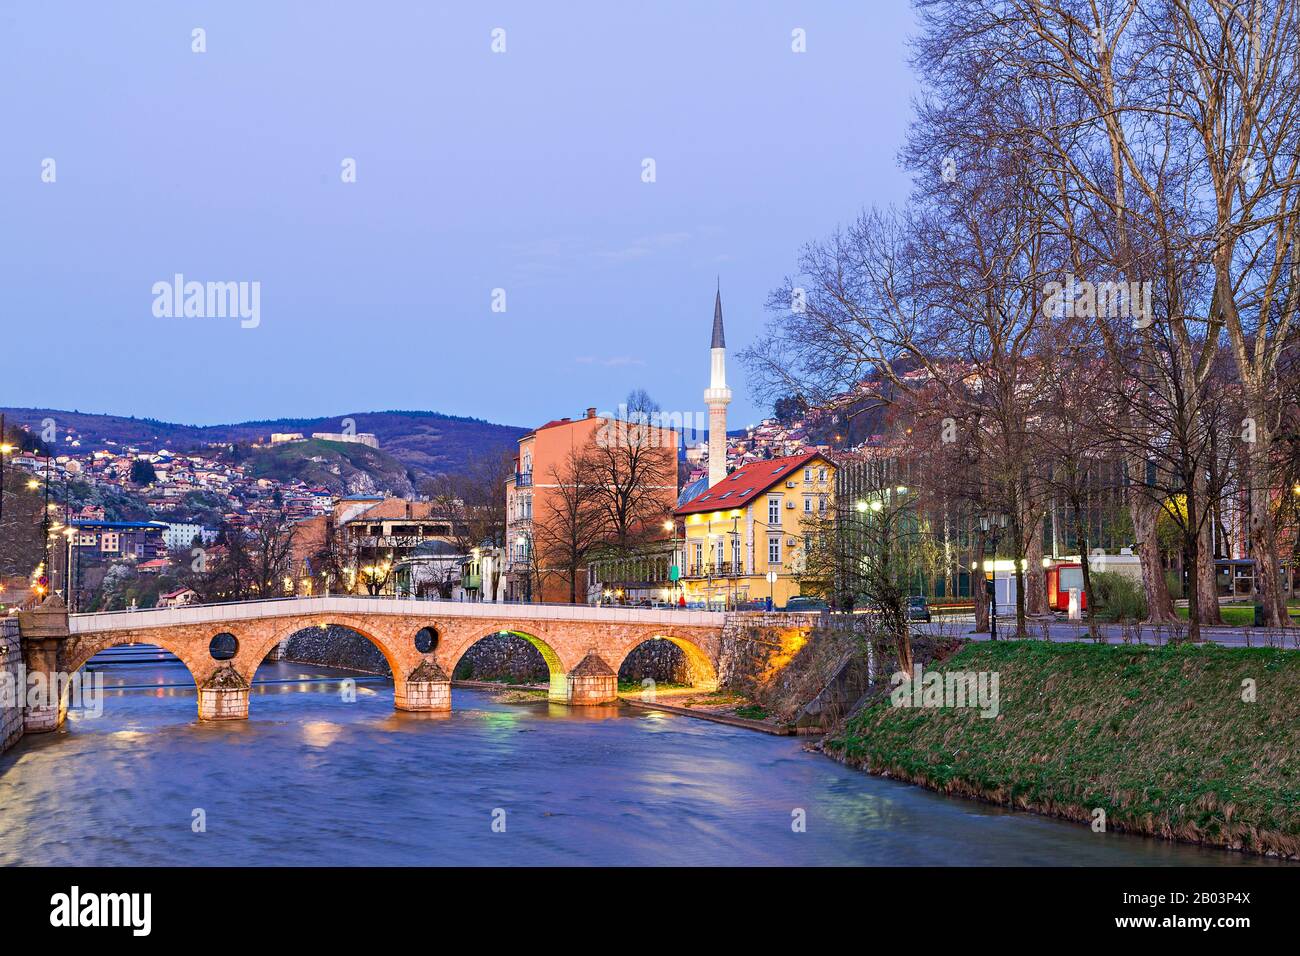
617;679;689;692
732;704;770;720
825;641;1300;858
1175;604;1300;625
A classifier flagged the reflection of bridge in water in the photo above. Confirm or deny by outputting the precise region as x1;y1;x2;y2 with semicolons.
19;596;728;724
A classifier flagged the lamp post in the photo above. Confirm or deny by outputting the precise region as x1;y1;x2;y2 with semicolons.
39;448;53;594
729;512;741;609
766;569;778;611
663;519;678;606
979;513;1008;640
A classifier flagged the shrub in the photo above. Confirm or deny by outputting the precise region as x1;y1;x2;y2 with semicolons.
1091;570;1147;621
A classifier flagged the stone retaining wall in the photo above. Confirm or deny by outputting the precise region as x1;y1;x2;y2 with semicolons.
1;618;23;754
717;611;823;693
282;625;391;676
282;624;692;685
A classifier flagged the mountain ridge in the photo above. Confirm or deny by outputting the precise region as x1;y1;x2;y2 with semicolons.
0;406;529;477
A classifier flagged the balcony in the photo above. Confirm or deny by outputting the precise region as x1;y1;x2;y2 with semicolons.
684;561;744;579
513;472;533;488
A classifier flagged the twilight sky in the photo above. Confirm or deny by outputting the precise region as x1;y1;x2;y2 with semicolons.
0;1;917;429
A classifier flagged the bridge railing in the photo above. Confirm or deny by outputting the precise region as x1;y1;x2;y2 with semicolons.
69;592;708;618
66;593;728;634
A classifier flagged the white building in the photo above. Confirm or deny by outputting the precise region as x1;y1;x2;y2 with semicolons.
162;522;215;551
311;432;379;449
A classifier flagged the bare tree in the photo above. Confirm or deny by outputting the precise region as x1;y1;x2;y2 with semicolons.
914;0;1300;625
587;394;678;555
531;446;608;603
248;508;297;598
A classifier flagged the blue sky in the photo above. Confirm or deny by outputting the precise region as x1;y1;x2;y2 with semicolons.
0;1;917;429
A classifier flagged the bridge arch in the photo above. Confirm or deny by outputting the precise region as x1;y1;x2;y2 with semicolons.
60;633;205;720
449;628;568;700
66;632;204;686
244;617;412;687
616;633;719;692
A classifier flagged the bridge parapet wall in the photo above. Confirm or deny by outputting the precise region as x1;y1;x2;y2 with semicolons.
0;618;22;754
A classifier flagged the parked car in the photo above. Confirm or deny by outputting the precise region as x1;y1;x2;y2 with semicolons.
782;596;829;612
906;595;931;622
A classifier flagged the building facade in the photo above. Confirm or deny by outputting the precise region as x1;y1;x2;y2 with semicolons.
71;520;168;560
504;407;679;603
675;451;836;609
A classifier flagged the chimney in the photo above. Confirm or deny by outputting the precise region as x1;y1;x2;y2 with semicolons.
586;407;596;419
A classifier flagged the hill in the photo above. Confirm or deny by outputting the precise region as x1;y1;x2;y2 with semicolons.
233;437;420;497
0;407;527;477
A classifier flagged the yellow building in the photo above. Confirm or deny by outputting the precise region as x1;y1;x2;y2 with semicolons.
674;451;835;609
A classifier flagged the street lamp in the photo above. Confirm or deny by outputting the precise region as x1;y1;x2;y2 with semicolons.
765;569;778;611
979;513;1009;640
40;449;52;590
728;511;741;609
663;519;680;605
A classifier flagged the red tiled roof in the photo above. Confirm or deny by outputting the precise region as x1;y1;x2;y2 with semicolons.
675;452;828;516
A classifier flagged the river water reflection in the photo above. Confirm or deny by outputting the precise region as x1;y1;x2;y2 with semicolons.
0;654;1274;866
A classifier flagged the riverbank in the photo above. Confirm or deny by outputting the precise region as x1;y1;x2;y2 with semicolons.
823;640;1300;860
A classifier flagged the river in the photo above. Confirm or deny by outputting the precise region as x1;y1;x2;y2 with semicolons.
0;649;1273;866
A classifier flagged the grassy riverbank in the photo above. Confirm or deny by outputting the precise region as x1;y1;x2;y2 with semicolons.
1173;602;1300;626
825;640;1300;859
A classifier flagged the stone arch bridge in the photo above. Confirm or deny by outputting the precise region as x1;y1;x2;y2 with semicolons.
18;596;729;724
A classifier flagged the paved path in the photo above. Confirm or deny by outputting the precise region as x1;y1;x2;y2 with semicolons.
916;616;1300;649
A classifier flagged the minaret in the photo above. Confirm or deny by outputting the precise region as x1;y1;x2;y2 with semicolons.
704;283;731;488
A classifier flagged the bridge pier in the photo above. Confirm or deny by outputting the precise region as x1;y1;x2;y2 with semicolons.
395;661;451;712
18;595;71;733
198;665;250;720
556;651;618;705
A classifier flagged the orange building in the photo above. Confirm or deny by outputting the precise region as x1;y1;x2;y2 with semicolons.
505;407;679;603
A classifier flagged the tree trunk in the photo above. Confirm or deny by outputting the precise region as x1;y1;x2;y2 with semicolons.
1130;490;1176;622
1182;531;1201;643
1026;512;1046;617
1196;505;1222;626
893;612;914;681
1244;415;1286;626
